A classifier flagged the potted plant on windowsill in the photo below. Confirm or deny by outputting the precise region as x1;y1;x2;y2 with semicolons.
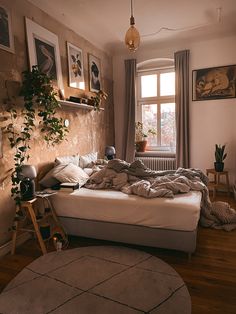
214;144;227;172
135;122;156;152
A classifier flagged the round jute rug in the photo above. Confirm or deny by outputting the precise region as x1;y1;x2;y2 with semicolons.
0;246;191;313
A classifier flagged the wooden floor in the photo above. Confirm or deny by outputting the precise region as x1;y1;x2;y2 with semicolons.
0;193;236;314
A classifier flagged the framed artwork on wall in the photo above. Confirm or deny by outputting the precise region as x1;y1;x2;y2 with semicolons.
25;18;63;91
67;42;85;90
0;4;14;53
192;65;236;101
88;53;102;92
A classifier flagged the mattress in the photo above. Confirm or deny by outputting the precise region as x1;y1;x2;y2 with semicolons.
50;188;202;232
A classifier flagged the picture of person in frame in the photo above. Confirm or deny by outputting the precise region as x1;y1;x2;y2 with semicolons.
91;61;101;91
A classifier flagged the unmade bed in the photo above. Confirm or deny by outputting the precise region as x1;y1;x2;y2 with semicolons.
49;188;202;254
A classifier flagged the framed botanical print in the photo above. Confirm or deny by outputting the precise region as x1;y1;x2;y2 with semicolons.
192;65;236;101
88;53;102;92
25;18;63;91
0;4;14;53
67;42;85;90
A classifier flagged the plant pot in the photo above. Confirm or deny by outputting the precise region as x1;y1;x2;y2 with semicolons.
214;162;224;172
136;140;147;152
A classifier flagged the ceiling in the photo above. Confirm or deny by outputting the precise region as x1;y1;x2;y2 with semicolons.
28;0;236;54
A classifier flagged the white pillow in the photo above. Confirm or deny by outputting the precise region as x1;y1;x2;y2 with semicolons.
79;152;98;169
53;163;89;186
55;154;80;166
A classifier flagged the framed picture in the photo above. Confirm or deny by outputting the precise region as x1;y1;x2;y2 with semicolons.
67;42;85;90
0;4;14;53
25;18;63;91
192;65;236;101
88;54;102;92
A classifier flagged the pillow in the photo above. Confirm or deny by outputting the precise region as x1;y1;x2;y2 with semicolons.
83;168;94;176
39;164;67;188
79;152;98;169
55;154;80;166
53;163;89;186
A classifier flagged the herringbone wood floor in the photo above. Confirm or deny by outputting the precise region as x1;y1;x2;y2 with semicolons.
0;193;236;314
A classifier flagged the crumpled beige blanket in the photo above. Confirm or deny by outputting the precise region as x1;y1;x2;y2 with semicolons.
85;159;236;231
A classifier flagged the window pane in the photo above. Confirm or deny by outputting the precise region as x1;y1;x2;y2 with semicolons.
161;103;176;148
141;75;157;97
160;72;175;96
142;104;157;146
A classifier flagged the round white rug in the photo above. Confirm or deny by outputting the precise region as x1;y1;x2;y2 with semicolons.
0;246;191;313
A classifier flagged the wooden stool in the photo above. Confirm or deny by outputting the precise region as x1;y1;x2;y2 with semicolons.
11;195;66;255
206;168;230;200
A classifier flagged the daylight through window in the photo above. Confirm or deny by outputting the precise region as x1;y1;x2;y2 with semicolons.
137;68;176;152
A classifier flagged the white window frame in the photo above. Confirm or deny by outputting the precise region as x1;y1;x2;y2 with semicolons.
136;67;175;152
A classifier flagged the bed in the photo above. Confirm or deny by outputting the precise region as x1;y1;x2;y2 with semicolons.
49;188;202;255
38;156;205;255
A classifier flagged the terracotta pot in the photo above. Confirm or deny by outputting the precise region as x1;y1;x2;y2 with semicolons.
136;140;147;152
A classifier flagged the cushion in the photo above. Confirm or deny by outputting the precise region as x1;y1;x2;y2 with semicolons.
79;152;98;169
53;163;89;186
39;164;67;188
55;154;80;166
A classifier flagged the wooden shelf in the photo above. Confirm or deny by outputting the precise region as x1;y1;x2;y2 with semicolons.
58;100;104;111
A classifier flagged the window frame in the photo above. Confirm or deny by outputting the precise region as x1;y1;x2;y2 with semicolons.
136;67;176;152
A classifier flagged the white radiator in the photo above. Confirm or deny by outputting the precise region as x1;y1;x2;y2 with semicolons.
135;157;176;171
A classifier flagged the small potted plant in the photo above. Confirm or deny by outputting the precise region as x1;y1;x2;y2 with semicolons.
214;144;227;172
135;122;156;152
89;90;108;111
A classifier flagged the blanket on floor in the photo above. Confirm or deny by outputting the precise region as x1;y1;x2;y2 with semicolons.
85;159;236;231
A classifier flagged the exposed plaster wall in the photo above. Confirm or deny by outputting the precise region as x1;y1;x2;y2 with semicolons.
0;0;114;246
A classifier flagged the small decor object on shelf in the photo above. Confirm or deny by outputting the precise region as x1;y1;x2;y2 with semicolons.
135;122;156;152
214;144;227;172
90;90;108;111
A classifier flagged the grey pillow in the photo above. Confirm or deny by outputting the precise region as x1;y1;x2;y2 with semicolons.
39;164;67;187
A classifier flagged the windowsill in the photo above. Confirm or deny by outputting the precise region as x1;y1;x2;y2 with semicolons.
135;151;176;158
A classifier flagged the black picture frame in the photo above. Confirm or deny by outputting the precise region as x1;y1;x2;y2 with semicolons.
0;4;14;53
192;65;236;101
88;53;102;93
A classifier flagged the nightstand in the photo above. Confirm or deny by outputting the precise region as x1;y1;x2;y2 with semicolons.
206;168;230;200
11;193;67;255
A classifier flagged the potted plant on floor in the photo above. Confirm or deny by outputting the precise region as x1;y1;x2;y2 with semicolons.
135;122;156;152
214;144;227;172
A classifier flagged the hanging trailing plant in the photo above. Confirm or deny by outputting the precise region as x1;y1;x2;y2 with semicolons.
7;66;68;204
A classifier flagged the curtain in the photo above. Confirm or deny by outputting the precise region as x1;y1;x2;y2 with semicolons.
174;50;190;168
123;59;136;162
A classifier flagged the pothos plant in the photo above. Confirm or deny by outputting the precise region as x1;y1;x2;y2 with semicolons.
90;90;108;111
7;66;68;204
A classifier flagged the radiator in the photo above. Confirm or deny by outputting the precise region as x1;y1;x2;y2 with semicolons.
135;156;176;171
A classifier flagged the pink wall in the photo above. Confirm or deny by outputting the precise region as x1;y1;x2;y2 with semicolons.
113;34;236;185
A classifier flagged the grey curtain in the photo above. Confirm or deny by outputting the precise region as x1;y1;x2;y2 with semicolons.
123;59;136;162
174;50;190;168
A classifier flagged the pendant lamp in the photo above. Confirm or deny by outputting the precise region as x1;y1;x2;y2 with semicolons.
125;0;140;52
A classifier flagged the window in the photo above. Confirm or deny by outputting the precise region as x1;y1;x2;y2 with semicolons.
137;68;176;152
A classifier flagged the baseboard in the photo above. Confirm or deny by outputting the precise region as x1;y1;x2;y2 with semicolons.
0;233;31;257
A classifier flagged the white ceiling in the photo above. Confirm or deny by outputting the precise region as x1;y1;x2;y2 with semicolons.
28;0;236;54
